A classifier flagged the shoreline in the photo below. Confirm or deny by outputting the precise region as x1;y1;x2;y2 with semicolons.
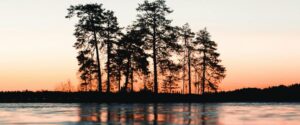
1;84;300;103
0;91;300;103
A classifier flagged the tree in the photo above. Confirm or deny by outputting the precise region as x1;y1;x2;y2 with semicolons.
110;45;124;92
115;26;149;92
102;10;121;93
179;23;195;94
66;4;106;93
136;0;180;94
193;28;226;94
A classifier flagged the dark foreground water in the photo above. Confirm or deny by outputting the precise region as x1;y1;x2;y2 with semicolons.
0;103;299;125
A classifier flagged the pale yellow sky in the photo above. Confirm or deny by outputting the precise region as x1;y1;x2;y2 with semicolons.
0;0;300;91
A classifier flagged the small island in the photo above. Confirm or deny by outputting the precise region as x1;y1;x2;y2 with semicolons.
63;0;226;97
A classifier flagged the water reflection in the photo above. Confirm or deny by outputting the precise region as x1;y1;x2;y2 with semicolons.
77;103;219;125
1;103;300;124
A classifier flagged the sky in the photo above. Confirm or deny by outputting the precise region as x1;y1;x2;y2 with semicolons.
0;0;300;91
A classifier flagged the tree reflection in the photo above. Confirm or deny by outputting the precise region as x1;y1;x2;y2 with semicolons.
77;103;219;124
201;104;207;125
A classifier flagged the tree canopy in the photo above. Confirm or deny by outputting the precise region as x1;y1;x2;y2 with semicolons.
67;0;226;95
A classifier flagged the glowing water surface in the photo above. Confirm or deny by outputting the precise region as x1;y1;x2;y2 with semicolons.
0;103;299;125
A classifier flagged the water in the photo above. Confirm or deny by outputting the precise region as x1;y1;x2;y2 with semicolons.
0;103;299;125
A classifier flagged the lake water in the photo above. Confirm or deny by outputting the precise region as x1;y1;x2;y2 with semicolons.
0;103;299;125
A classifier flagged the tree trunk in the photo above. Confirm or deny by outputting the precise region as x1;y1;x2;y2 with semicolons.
124;55;131;91
93;30;102;93
106;43;111;93
106;23;111;93
198;72;201;94
153;41;158;94
187;39;192;95
153;16;158;94
182;49;186;94
130;66;134;92
118;71;121;92
201;51;206;94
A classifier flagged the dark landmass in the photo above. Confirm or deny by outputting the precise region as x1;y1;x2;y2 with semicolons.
1;84;300;103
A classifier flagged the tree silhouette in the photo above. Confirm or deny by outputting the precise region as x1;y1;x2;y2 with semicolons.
136;0;180;94
66;4;106;93
193;28;226;94
179;23;195;94
114;26;149;92
110;45;124;92
102;10;121;93
66;1;226;95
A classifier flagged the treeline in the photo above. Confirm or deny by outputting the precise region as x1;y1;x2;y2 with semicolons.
1;84;300;102
66;0;226;94
214;84;300;102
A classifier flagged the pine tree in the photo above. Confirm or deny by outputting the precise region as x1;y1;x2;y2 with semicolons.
101;10;121;93
110;44;124;92
193;28;226;94
136;0;180;94
179;23;195;94
115;26;149;92
66;4;106;92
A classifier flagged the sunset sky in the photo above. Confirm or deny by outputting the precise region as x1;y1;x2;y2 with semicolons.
0;0;300;91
